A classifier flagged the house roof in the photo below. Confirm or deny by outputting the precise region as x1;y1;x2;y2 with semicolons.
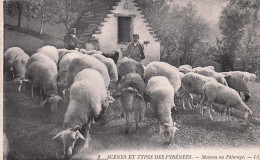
74;0;159;42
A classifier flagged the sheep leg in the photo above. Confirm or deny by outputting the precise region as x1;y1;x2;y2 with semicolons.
158;121;163;133
125;111;130;134
207;102;213;120
83;119;92;148
40;89;43;104
187;94;194;109
199;100;206;116
31;85;34;98
121;112;125;118
135;110;139;134
139;104;144;122
181;93;187;110
227;107;231;121
18;83;22;92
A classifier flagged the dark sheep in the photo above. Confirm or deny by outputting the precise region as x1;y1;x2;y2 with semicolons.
224;75;251;102
102;51;120;64
116;73;145;134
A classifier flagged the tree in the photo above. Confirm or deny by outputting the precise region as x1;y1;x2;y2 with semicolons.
137;1;209;66
176;2;209;65
215;0;260;71
4;1;24;28
51;0;90;32
23;0;40;32
237;1;260;72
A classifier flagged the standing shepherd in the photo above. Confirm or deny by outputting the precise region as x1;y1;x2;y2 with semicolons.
123;34;145;62
64;28;85;50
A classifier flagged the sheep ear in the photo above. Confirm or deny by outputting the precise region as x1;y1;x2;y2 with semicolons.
72;125;81;131
52;131;63;139
136;94;144;100
75;130;86;141
114;93;121;99
22;79;29;82
14;78;21;82
55;95;63;102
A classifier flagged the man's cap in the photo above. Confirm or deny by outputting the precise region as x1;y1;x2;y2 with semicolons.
70;28;76;32
133;34;139;37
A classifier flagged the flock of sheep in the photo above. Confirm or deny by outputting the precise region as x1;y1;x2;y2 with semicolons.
4;45;257;158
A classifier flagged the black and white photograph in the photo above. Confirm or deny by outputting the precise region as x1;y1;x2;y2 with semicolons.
1;0;260;159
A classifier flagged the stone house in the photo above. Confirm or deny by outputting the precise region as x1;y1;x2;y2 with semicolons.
75;0;160;65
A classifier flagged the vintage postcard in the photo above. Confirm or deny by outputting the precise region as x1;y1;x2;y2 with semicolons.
1;0;260;159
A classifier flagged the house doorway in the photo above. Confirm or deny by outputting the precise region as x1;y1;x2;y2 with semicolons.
118;17;132;43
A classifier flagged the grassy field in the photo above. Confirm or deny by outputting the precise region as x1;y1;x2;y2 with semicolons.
3;80;260;160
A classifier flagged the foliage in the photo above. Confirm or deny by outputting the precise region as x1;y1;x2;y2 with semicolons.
4;0;89;33
215;0;260;71
49;0;90;31
137;1;209;66
4;1;23;27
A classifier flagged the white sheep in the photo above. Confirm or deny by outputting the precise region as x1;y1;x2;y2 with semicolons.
178;65;192;73
200;81;253;121
4;47;26;79
242;71;251;83
181;72;217;110
91;53;118;82
64;54;110;104
179;64;192;69
116;73;146;134
203;65;215;71
26;52;53;68
37;45;59;63
57;52;82;96
118;57;144;80
57;48;79;60
27;55;62;112
249;73;257;85
144;61;181;94
144;76;179;144
66;54;110;89
192;67;203;73
82;49;103;55
53;70;107;157
197;68;228;86
228;71;244;80
178;71;185;80
13;53;30;91
74;68;114;108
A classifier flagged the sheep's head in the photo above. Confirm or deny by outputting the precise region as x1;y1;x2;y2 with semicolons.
52;125;85;157
244;92;251;102
43;95;62;112
162;123;179;144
